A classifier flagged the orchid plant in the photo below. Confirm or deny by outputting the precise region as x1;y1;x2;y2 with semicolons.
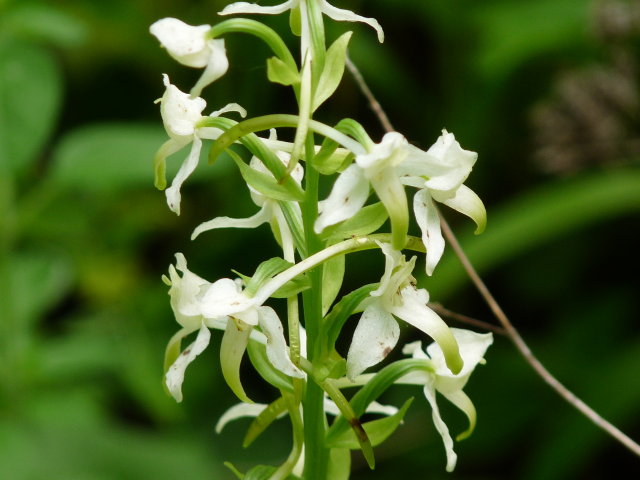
151;1;490;478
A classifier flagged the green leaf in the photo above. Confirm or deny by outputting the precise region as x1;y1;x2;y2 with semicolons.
0;41;62;175
50;123;170;192
313;32;353;111
327;360;432;441
243;257;293;297
321;203;388;242
267;56;300;86
327;448;351;480
243;396;288;447
321;255;345;316
270;274;311;298
247;340;294;393
229;150;305;202
326;398;414;449
309;136;352;175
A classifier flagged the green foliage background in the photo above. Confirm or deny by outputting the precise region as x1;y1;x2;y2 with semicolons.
0;0;638;478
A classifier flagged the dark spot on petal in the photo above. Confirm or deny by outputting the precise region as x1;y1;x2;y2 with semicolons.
383;347;392;357
182;348;191;356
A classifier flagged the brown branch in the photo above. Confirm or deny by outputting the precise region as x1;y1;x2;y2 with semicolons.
428;302;506;336
347;56;640;457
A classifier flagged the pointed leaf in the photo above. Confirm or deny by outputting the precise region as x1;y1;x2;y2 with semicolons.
326;398;414;449
244;396;288;447
322;254;345;315
267;56;300;86
313;32;352;111
247;339;294;393
321;202;388;242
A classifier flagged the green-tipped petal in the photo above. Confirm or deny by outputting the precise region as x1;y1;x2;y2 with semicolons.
444;390;476;441
165;323;211;402
220;319;254;403
435;184;487;235
153;138;187;190
190;39;229;97
390;286;463;375
369;171;408;250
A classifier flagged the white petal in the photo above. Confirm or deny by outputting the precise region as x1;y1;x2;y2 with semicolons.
165;136;203;215
258;306;304;378
365;400;399;417
160;75;206;139
390;286;463;375
428;328;493;393
168;252;209;320
413;189;444;275
150;18;211;68
319;0;384;43
219;0;295;16
210;102;247;118
423;130;477;193
355;132;407;172
422;379;457;472
190;39;229;97
314;164;369;233
346;303;399;380
165;323;211;402
215;402;270;433
433;184;486;235
191;204;272;240
369;167;408;249
200;278;255;321
220;319;253;403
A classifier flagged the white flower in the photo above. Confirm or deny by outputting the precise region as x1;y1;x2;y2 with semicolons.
163;253;303;403
220;1;384;43
346;243;463;380
191;130;304;257
150;18;229;97
315;132;410;250
314;130;486;274
154;75;246;215
401;130;486;275
399;328;493;472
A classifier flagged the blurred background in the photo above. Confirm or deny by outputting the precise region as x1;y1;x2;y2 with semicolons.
1;0;639;478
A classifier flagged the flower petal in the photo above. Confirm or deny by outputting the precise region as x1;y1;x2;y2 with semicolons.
160;75;206;139
369;169;408;249
191;204;272;240
220;319;254;403
433;184;486;235
370;242;403;297
165;136;203;215
390;286;463;375
442;389;476;441
258;306;304;378
319;0;384;42
422;379;457;472
150;18;212;68
165;323;211;402
153;138;189;190
190;39;229;97
215;402;270;433
200;278;255;321
423;130;477;193
219;0;295;16
314;164;369;233
346;303;399;380
413;189;444;275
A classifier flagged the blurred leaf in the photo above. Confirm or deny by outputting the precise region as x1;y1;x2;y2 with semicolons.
50;123;167;192
12;251;73;327
472;0;588;80
0;40;62;175
2;2;88;48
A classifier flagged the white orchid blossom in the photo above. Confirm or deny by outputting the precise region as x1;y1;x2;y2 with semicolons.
399;328;493;472
150;18;229;97
191;130;303;258
163;253;303;403
400;130;486;275
154;75;246;215
314;130;486;274
346;243;463;380
220;1;384;43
